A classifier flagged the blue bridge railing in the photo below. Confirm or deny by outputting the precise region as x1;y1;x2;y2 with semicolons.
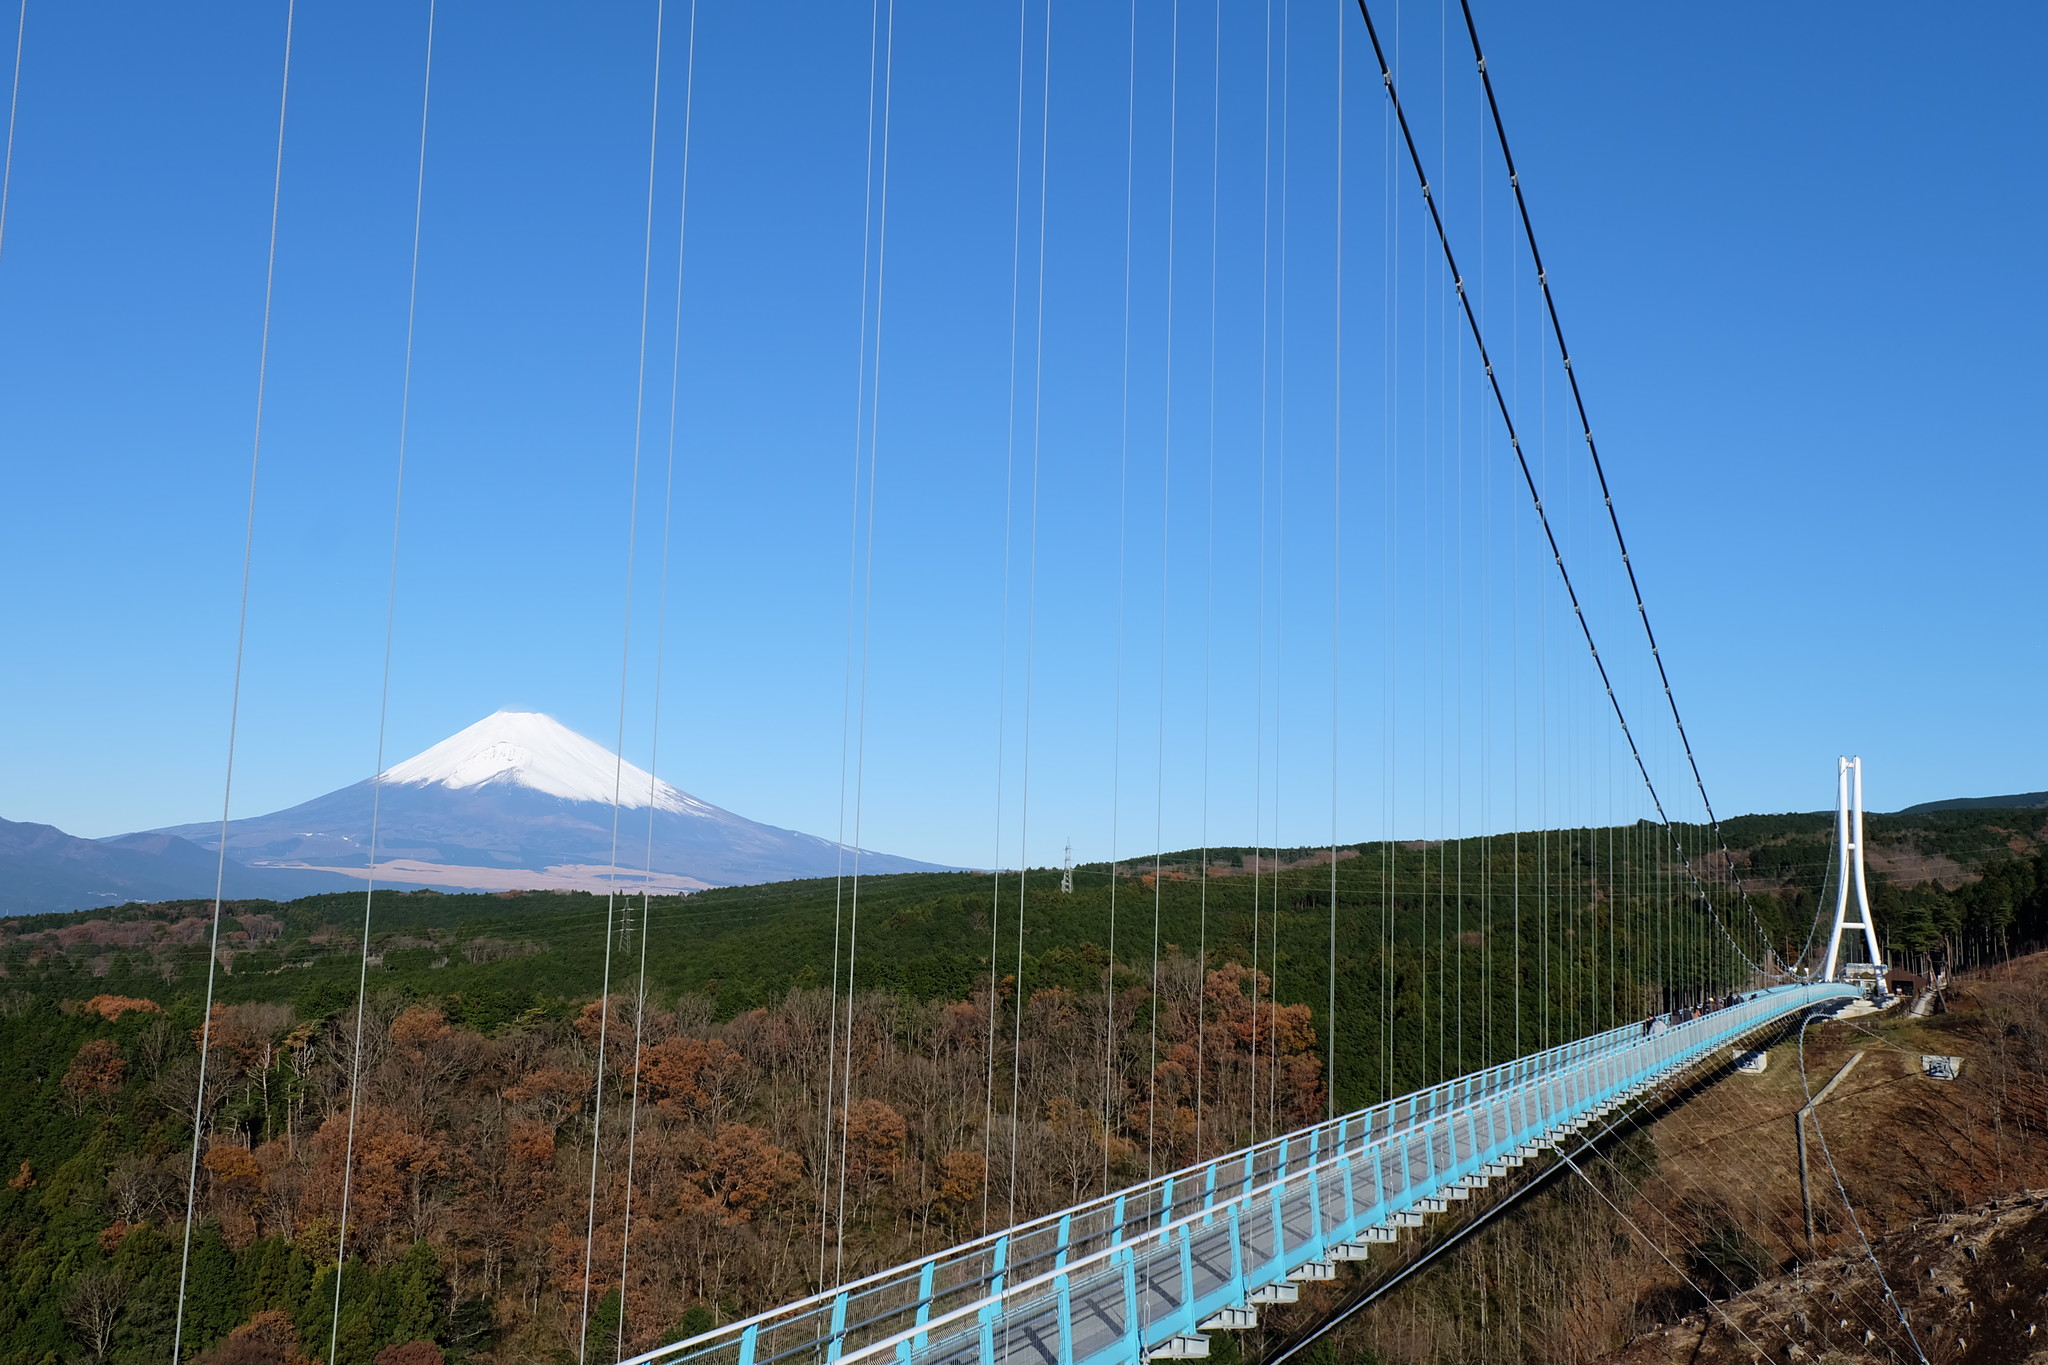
625;981;1860;1365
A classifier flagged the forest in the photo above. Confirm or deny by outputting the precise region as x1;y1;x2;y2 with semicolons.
0;805;2042;1364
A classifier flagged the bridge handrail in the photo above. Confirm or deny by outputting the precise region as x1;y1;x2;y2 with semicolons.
796;983;1851;1365
622;982;1843;1365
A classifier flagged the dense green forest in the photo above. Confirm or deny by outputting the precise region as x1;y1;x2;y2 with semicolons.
0;806;2042;1364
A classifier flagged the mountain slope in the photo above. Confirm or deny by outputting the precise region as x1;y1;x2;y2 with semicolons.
1895;788;2048;815
0;817;379;914
145;710;952;892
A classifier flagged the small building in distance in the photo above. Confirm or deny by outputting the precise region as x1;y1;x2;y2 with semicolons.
1884;967;1929;999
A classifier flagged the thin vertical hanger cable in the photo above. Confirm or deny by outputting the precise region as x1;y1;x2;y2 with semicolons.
1435;0;1450;1084
1006;0;1053;1232
1538;290;1549;1049
1508;123;1520;1058
822;0;890;1273
581;0;670;1353
1449;0;1466;1077
328;3;436;1359
1146;0;1182;1186
1193;0;1220;1161
1378;0;1396;1101
0;0;23;269
1324;0;1343;1122
981;0;1030;1235
1433;0;1449;1080
171;5;295;1361
1455;0;1777;966
832;0;897;1278
1266;0;1291;1142
1474;51;1490;1071
1104;0;1138;1199
617;0;700;1343
1350;0;1768;982
1248;0;1274;1146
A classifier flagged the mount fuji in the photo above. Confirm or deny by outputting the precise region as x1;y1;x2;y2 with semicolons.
144;711;953;893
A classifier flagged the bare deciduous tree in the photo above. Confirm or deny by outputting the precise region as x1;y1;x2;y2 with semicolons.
64;1268;127;1364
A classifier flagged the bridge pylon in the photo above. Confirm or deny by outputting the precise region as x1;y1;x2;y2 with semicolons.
1820;755;1885;982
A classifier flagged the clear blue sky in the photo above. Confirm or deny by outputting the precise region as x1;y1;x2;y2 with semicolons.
2;0;2041;870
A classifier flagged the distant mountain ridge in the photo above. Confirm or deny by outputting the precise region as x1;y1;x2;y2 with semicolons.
144;710;952;894
1894;790;2048;815
0;816;398;915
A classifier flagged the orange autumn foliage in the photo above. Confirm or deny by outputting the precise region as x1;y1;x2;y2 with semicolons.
640;1036;751;1121
82;994;162;1021
840;1099;907;1187
204;1144;265;1195
503;1066;589;1127
681;1123;801;1225
304;1105;446;1241
61;1038;126;1107
193;1310;318;1365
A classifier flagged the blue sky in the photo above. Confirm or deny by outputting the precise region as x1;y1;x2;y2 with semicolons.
1;0;2041;870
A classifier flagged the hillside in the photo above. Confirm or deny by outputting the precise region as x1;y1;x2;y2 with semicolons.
1613;1193;2048;1364
0;808;2041;1365
1242;951;2048;1365
0;817;390;916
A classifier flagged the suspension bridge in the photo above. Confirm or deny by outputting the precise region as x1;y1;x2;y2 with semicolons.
629;984;1873;1365
620;759;1893;1365
0;0;1967;1360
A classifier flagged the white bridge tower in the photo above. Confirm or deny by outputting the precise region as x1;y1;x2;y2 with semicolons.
1820;755;1885;982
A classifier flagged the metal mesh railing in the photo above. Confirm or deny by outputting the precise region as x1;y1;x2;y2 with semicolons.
625;982;1859;1365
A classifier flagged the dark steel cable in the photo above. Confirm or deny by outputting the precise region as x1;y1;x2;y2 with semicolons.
1350;0;1765;981
1454;0;1780;970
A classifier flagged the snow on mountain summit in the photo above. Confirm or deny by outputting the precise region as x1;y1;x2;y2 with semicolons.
378;711;707;815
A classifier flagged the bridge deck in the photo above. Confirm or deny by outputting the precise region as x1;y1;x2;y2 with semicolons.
627;981;1859;1365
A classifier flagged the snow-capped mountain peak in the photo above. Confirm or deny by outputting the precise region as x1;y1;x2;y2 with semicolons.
378;711;706;815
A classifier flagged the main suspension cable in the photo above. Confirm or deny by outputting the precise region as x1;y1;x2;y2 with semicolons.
1351;0;1767;980
1454;0;1779;968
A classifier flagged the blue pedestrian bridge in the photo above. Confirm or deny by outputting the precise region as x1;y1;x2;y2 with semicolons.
625;980;1864;1365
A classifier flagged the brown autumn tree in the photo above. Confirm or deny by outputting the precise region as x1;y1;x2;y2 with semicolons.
840;1099;907;1188
191;1310;317;1365
640;1036;752;1125
372;1344;444;1365
386;1005;472;1123
61;1038;126;1112
82;994;162;1022
503;1066;589;1130
932;1149;987;1225
683;1123;802;1226
304;1105;448;1249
